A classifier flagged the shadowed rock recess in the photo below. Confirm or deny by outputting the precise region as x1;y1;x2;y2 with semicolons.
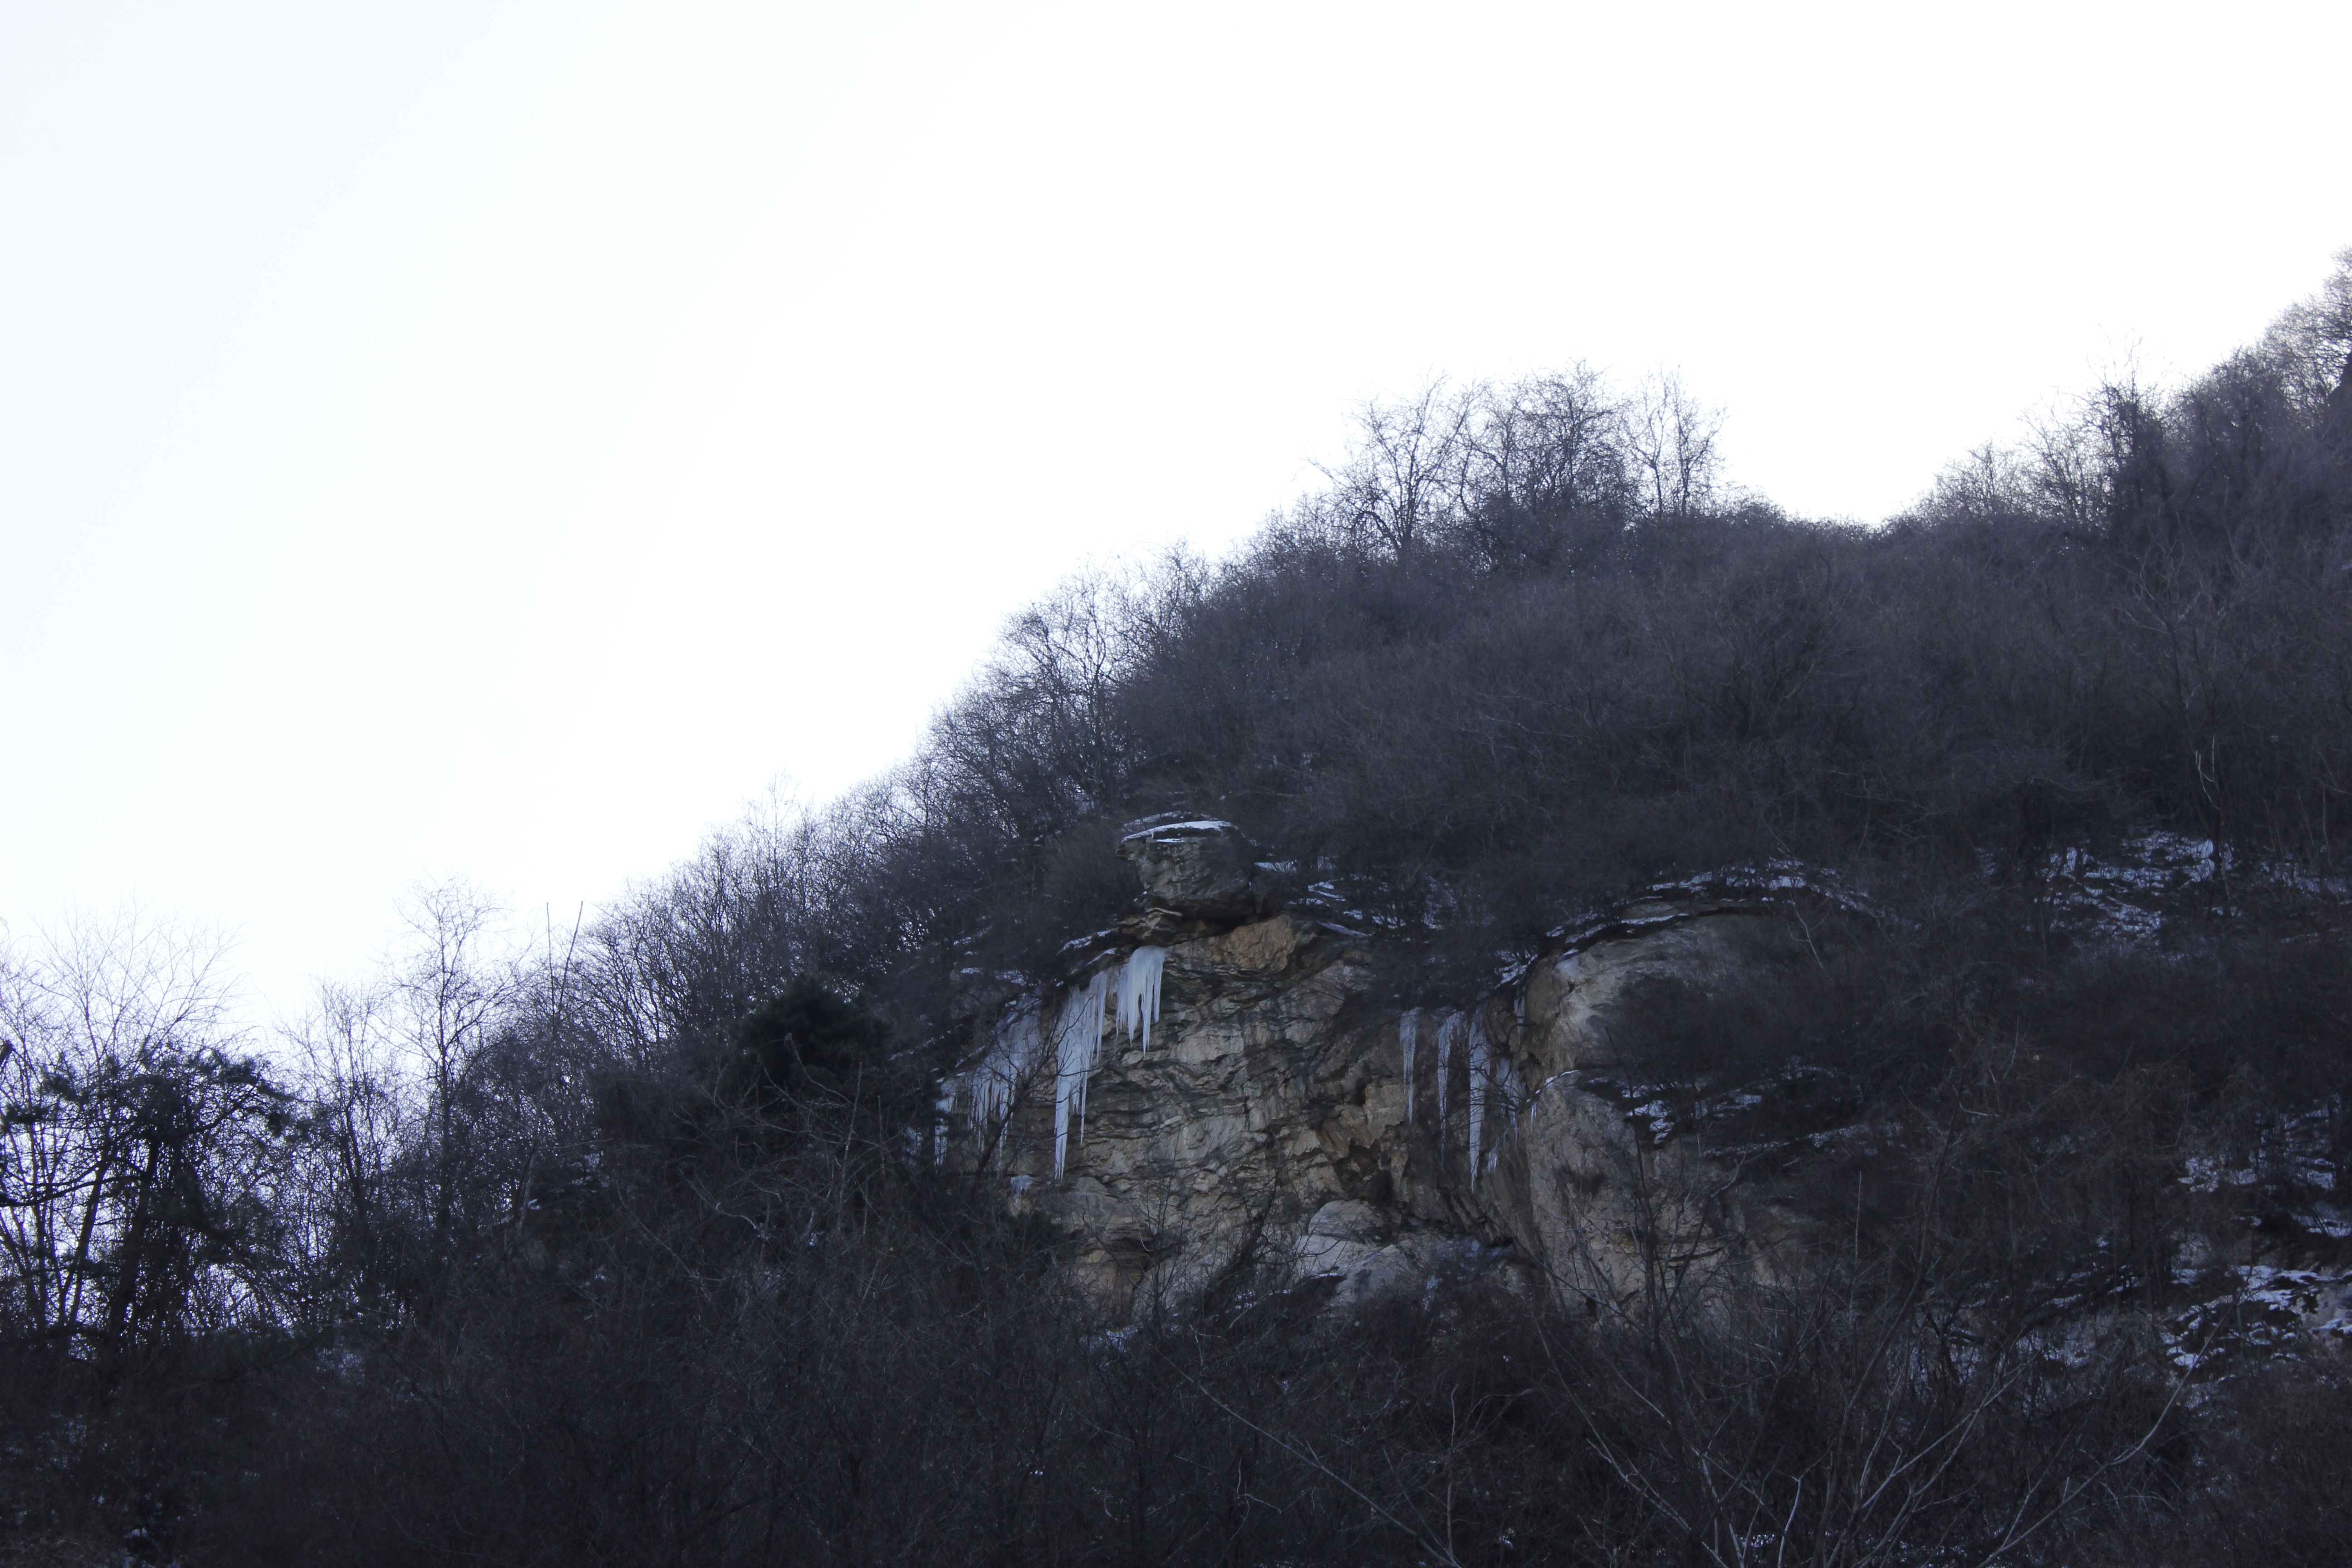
944;817;1848;1319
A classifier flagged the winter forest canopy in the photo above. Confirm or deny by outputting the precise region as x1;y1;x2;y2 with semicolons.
6;253;2352;1564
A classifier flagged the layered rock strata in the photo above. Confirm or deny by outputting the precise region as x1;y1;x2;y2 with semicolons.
941;819;1819;1317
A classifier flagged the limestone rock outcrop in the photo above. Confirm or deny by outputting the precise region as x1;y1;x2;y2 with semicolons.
942;835;1830;1318
1114;817;1294;936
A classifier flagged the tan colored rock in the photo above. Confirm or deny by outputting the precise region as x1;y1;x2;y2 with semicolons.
947;883;1801;1320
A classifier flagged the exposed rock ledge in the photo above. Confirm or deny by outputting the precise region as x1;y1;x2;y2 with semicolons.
943;821;1822;1318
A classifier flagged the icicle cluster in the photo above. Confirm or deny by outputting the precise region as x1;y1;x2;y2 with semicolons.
1054;946;1166;1175
1468;1015;1527;1185
1399;1009;1422;1122
953;946;1169;1180
1436;1011;1466;1122
1402;1006;1526;1187
966;1001;1045;1139
1114;946;1166;1053
1053;973;1108;1178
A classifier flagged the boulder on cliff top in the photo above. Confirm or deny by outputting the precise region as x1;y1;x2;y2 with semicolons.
1117;816;1292;928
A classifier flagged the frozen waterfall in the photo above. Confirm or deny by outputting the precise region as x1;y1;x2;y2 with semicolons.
1436;1010;1466;1123
1114;945;1166;1053
1464;1013;1524;1186
956;946;1167;1179
967;1001;1045;1141
1052;973;1109;1178
1399;1009;1422;1122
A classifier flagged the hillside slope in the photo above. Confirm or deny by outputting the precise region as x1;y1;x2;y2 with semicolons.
5;253;2352;1566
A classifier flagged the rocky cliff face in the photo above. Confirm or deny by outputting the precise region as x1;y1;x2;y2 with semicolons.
941;820;1838;1318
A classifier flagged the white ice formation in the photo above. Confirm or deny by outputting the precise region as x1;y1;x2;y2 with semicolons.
1114;946;1166;1054
1465;1015;1525;1185
1435;1010;1466;1123
1399;1009;1422;1122
1053;973;1108;1178
956;946;1169;1180
1411;1007;1523;1185
967;1000;1045;1141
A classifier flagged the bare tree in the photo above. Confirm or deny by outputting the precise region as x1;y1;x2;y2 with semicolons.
1473;365;1631;515
1917;441;2037;522
385;881;517;1256
2259;245;2352;419
1628;369;1726;518
2019;399;2111;533
0;909;293;1361
283;980;414;1315
1316;381;1481;558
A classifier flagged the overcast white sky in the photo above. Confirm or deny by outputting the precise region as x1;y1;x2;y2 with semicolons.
4;0;2347;1021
